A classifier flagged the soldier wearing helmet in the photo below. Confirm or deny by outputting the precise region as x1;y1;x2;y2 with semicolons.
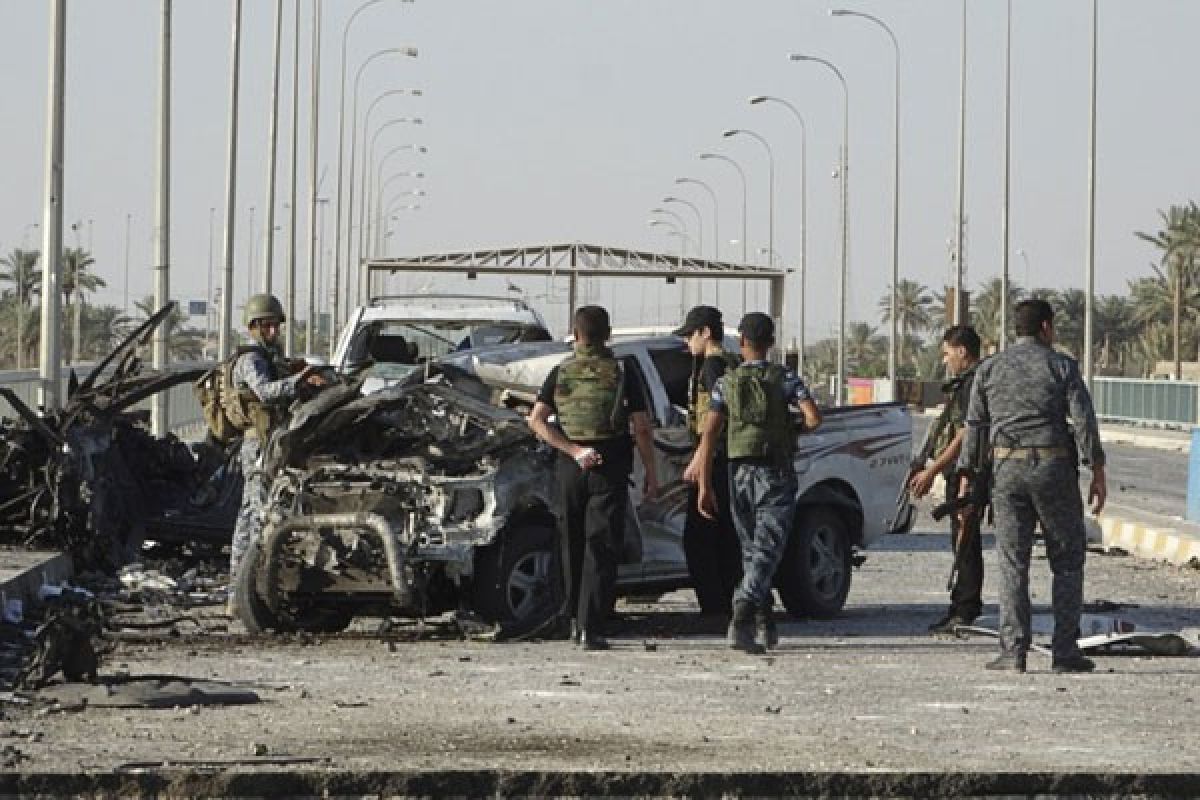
228;293;327;615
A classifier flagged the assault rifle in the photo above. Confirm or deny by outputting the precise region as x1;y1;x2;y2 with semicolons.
930;424;992;590
888;387;957;534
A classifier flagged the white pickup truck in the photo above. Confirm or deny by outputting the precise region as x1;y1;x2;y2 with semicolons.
451;334;913;619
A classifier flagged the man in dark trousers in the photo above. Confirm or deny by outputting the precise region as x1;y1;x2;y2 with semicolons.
958;299;1106;673
908;325;984;633
694;313;821;653
675;305;742;621
528;306;660;650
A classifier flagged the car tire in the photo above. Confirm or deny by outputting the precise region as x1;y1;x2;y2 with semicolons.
776;506;853;619
236;541;353;634
471;522;562;638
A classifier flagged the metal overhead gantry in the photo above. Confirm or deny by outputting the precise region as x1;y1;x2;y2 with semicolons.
365;242;787;335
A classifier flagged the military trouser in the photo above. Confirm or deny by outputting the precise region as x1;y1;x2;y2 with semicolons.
684;454;742;615
229;436;266;588
555;450;630;636
729;461;798;609
991;454;1087;660
945;473;984;621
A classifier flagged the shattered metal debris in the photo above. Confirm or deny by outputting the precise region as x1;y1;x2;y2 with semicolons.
0;304;228;574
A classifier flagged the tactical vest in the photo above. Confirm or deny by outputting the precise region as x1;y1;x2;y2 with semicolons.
725;363;794;465
688;350;740;441
932;364;977;465
553;345;628;442
195;344;287;443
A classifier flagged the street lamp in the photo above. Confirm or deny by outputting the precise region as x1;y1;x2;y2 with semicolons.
650;207;691;251
790;52;849;404
724;128;776;319
381;202;420;263
749;94;808;372
341;45;418;323
333;0;416;343
663;196;704;259
374;172;424;252
831;8;901;390
699;151;749;310
360;116;423;268
674;178;719;259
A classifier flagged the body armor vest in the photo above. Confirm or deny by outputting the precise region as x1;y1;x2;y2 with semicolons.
725;363;794;465
553;345;627;442
689;350;740;442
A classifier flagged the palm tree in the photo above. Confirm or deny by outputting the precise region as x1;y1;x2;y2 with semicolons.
82;304;132;359
61;247;105;364
133;296;206;361
878;279;933;371
846;322;886;378
972;277;1024;351
0;248;41;369
1136;203;1200;379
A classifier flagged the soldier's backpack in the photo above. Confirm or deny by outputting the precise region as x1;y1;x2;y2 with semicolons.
194;346;262;444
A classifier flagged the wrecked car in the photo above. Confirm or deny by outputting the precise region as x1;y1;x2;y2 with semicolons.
235;366;558;635
0;304;236;571
235;335;912;636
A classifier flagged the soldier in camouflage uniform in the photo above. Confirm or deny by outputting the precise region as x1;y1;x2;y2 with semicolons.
695;313;822;654
958;298;1106;674
908;325;984;632
675;305;742;619
528;306;660;650
228;294;327;614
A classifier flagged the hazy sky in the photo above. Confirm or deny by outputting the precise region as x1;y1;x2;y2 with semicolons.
2;0;1198;342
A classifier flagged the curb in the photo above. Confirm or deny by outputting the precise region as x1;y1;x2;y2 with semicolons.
1092;509;1200;568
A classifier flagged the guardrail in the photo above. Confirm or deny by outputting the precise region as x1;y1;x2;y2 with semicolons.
0;361;214;437
1092;377;1199;428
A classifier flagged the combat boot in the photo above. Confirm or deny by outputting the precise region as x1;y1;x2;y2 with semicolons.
727;600;765;655
755;600;779;650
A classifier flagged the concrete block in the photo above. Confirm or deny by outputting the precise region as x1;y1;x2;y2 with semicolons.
0;549;74;615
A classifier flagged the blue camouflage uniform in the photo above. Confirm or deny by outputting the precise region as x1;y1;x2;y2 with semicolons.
959;335;1105;662
709;362;810;609
228;347;305;584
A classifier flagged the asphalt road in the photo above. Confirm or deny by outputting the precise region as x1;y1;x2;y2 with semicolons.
4;503;1198;796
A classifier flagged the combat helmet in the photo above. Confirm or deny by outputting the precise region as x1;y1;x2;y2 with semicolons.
243;293;285;327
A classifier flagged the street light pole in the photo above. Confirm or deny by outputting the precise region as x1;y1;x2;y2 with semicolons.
749;94;808;374
674;176;720;304
307;0;323;356
831;8;900;391
218;0;242;360
954;1;967;325
360;115;422;270
1083;0;1097;390
663;196;704;261
333;0;411;352
344;49;419;312
206;207;213;348
699;152;749;310
791;53;849;404
37;0;66;411
151;0;172;436
261;0;283;295
284;0;300;355
1000;0;1012;351
650;208;691;251
724;127;775;324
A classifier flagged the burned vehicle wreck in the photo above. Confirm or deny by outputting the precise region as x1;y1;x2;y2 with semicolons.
236;367;561;635
0;305;239;571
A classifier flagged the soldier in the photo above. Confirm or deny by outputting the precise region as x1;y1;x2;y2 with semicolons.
694;312;821;654
908;325;984;633
528;305;660;650
675;305;742;620
227;293;327;614
958;298;1106;673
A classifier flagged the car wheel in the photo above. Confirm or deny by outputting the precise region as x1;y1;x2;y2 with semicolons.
236;541;353;634
471;522;562;638
777;506;853;619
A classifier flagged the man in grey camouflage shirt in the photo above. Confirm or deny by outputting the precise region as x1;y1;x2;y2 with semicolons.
958;298;1106;674
228;294;326;615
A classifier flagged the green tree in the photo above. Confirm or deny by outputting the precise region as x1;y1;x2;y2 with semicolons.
1135;203;1200;378
846;322;886;378
61;247;105;364
972;277;1024;352
0;248;41;369
878;279;934;372
1093;294;1138;375
133;296;206;361
81;304;132;360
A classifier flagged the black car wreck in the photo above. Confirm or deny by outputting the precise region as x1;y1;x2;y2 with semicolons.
0;304;243;571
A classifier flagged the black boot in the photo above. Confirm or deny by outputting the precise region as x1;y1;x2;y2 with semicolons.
755;601;779;650
728;600;765;655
